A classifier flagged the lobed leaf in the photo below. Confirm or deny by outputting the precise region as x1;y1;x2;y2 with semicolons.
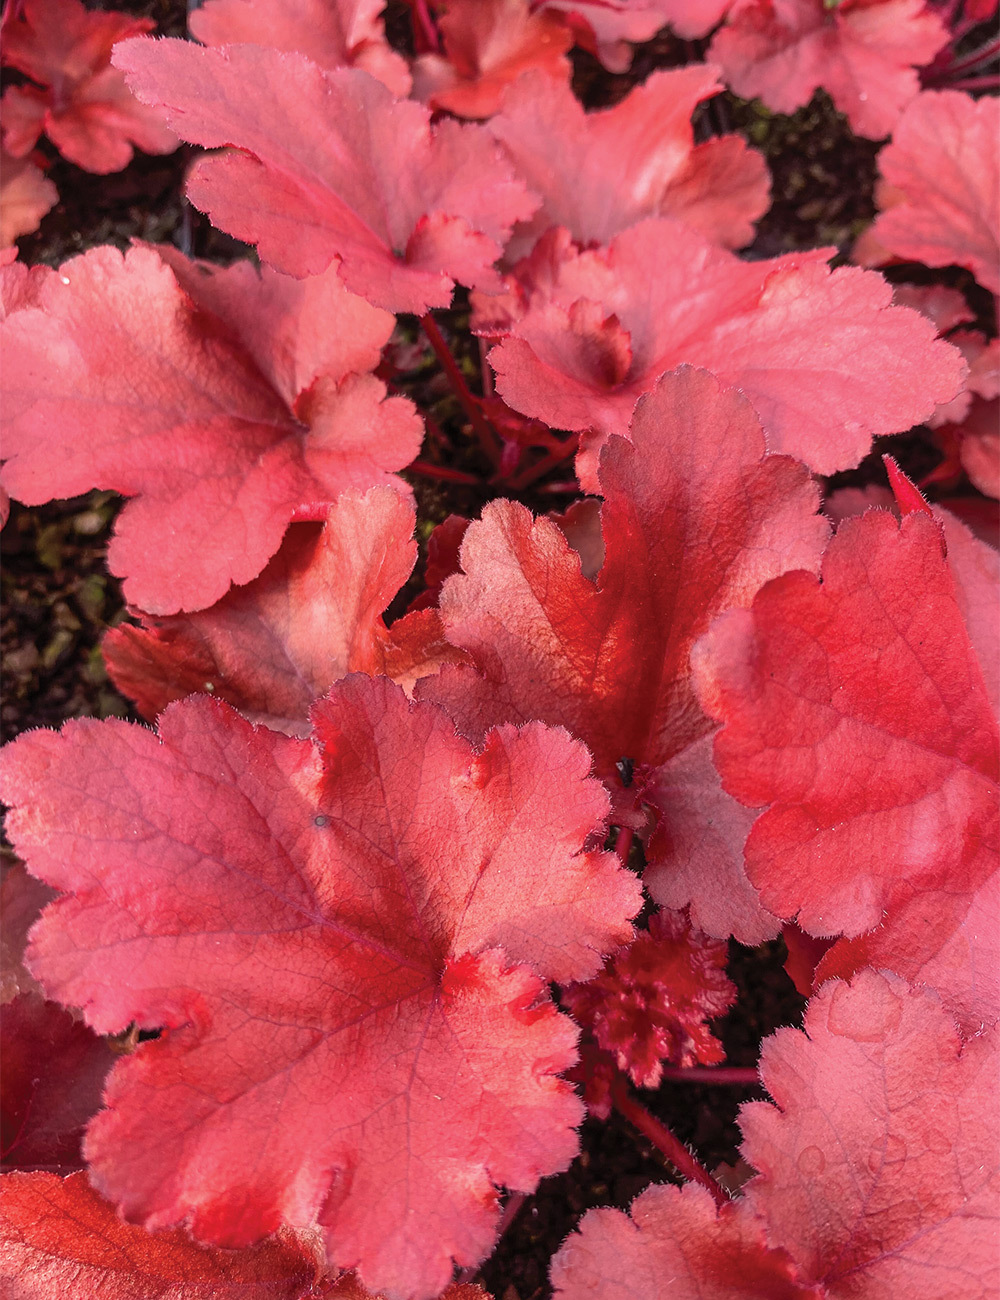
0;245;420;614
0;679;640;1297
113;40;537;313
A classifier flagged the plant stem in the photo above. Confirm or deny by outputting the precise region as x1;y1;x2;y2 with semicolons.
505;439;578;491
410;0;442;51
614;825;634;866
408;459;482;486
660;1066;761;1085
942;72;1000;90
611;1075;729;1206
419;313;502;466
937;33;1000;76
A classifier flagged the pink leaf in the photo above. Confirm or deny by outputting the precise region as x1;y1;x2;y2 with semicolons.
709;0;948;140
0;0;178;173
411;0;573;120
113;40;537;313
741;971;1000;1296
489;66;769;256
0;245;420;614
103;488;465;732
0;679;640;1298
550;1181;818;1298
855;91;1000;294
190;0;411;95
420;367;828;939
694;508;999;1028
0;148;56;247
486;219;965;481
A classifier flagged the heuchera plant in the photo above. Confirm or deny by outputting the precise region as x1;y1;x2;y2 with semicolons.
0;1;997;1297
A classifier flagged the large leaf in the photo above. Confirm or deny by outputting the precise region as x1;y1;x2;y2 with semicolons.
0;678;640;1299
486;219;965;481
0;245;419;614
420;367;829;940
113;40;537;313
694;508;999;1029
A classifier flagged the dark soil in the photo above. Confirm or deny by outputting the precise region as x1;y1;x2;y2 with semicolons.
0;5;988;1298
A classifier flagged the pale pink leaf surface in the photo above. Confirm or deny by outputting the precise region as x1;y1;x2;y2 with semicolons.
113;40;537;313
189;0;411;95
741;971;1000;1297
561;909;736;1091
856;91;1000;294
0;679;640;1298
102;487;464;732
486;219;965;482
708;0;948;140
550;1181;819;1299
411;0;573;120
0;252;52;319
420;367;827;939
0;245;420;614
0;1171;323;1300
642;732;774;943
692;510;999;1019
489;68;768;257
0;149;57;247
0;0;178;173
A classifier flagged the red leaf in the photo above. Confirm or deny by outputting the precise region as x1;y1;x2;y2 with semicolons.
815;505;1000;1033
102;487;464;732
740;971;1000;1296
550;1181;818;1298
855;91;1000;295
708;0;948;140
956;397;1000;500
190;0;411;95
0;679;640;1297
411;0;573;120
489;66;769;256
0;245;420;614
693;509;999;1028
1;995;114;1173
0;148;56;247
485;219;965;482
420;368;828;939
112;40;537;313
0;0;178;173
562;909;736;1090
0;1171;323;1299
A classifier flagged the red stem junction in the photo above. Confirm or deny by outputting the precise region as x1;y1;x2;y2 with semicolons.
419;313;503;467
